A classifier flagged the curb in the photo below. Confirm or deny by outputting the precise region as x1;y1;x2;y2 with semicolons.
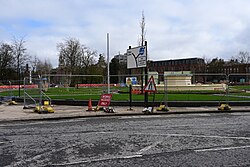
13;98;250;107
1;109;250;124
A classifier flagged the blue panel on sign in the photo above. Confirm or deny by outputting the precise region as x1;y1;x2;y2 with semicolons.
139;47;145;55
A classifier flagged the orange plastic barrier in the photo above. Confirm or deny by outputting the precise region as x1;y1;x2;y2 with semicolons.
0;85;38;89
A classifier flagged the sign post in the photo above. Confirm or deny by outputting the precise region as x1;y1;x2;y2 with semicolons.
143;76;157;113
127;42;148;109
127;46;133;111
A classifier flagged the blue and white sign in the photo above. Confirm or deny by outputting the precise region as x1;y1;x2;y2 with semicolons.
127;46;147;69
139;47;145;55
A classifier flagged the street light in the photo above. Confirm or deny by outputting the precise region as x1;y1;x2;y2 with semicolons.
107;33;110;94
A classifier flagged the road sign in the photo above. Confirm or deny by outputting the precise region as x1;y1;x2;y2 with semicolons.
98;94;112;107
127;46;147;69
144;76;157;92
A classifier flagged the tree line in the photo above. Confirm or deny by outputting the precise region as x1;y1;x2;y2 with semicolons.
0;12;144;85
0;38;29;81
205;51;250;73
0;37;108;85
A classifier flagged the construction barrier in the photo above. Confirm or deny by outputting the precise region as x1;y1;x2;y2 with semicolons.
0;85;38;89
132;89;142;94
86;98;94;111
76;84;118;88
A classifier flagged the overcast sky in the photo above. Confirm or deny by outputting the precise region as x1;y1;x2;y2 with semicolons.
1;0;250;67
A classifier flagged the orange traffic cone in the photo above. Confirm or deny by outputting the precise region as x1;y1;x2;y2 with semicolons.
86;98;93;111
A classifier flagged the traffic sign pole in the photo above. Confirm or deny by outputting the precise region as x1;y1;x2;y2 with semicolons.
128;46;133;111
143;75;157;113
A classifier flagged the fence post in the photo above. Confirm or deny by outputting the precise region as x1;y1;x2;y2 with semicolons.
23;78;26;107
164;75;168;106
226;74;230;104
39;76;42;112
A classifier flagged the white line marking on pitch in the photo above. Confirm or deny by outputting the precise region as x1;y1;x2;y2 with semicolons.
195;145;250;152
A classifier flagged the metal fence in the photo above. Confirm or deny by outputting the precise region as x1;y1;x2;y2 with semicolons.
0;79;24;102
1;73;250;105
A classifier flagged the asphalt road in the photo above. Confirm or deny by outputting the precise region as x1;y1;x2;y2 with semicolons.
0;112;250;167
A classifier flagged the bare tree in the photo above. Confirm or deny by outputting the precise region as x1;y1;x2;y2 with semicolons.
57;37;97;85
30;55;38;72
80;46;96;74
138;11;146;46
0;42;14;80
12;37;30;76
58;38;82;75
36;58;52;75
202;55;211;65
238;51;250;64
229;51;250;64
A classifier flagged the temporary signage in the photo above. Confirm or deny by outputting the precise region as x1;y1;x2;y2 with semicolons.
126;77;132;85
98;94;112;107
127;46;147;69
144;76;157;92
126;77;138;86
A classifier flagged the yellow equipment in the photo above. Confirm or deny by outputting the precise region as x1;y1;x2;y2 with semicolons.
94;105;104;111
34;105;54;114
44;101;50;106
218;104;231;111
43;106;54;113
95;105;100;111
156;105;169;111
8;101;17;105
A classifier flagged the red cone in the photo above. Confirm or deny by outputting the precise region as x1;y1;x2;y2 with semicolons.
86;98;93;111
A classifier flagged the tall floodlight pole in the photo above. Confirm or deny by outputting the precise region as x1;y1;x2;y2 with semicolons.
107;33;110;94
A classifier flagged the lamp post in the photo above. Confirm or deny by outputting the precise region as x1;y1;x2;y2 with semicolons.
107;33;110;94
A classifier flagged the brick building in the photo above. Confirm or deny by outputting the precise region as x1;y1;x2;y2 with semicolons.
148;58;206;83
149;58;206;73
